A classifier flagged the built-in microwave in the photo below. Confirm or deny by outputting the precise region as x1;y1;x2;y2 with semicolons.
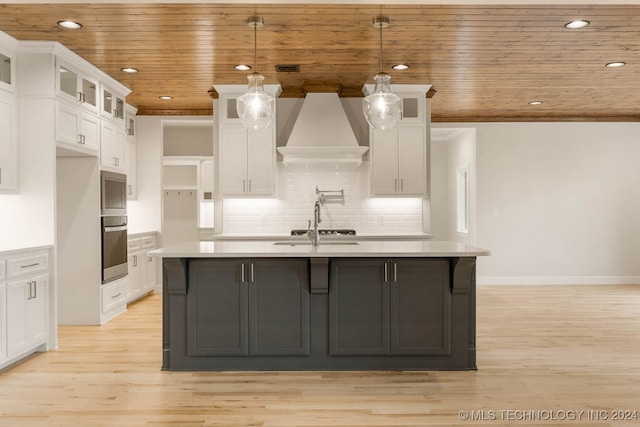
101;171;127;216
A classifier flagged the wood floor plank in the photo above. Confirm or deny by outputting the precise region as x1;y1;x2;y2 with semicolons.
0;286;639;426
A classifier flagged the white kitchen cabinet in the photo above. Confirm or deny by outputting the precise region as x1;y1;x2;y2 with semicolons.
214;84;280;199
0;90;17;191
56;58;99;114
220;127;275;196
0;259;6;364
101;276;127;323
126;233;157;304
370;126;426;196
100;120;126;172
125;104;138;199
0;50;15;93
101;84;125;124
3;249;49;363
56;102;100;155
364;84;431;198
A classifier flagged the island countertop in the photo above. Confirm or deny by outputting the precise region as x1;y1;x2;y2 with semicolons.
149;240;490;258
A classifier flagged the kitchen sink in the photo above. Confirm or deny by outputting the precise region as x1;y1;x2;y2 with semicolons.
273;241;359;246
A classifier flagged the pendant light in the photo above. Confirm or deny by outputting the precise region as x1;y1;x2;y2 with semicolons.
236;17;275;130
363;16;402;130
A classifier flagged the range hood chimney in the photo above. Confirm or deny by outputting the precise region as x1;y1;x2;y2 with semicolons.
278;90;368;166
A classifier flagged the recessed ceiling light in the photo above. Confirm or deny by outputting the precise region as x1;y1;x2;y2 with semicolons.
121;67;139;73
235;64;252;71
159;96;173;100
528;101;543;105
57;20;83;30
564;20;590;29
392;64;410;71
605;61;626;68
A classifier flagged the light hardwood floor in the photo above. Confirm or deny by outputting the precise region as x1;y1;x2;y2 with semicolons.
1;286;639;426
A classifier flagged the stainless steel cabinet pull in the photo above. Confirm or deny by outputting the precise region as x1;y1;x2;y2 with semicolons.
133;255;137;267
27;281;32;300
384;262;388;282
394;178;398;192
400;179;404;192
241;263;245;283
250;263;255;283
33;281;37;299
393;262;398;282
248;180;252;193
243;179;246;193
21;263;40;269
112;293;122;299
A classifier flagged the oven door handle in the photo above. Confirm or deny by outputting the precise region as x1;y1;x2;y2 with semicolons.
103;225;127;232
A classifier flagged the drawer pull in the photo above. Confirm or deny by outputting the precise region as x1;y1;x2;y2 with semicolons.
112;293;122;299
21;263;40;269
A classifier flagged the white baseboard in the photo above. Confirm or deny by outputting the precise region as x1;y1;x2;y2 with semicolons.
477;276;640;285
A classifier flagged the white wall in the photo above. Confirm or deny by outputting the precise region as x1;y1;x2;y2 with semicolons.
431;129;476;244
0;98;56;252
434;122;640;285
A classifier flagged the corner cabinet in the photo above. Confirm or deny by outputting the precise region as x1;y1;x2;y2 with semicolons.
364;85;432;198
187;258;309;356
213;84;281;198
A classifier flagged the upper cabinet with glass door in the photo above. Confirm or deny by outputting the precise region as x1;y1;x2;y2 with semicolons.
101;84;125;124
0;31;16;93
55;58;99;114
0;52;14;93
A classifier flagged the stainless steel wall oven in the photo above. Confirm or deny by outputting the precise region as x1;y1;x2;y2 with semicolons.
101;215;128;283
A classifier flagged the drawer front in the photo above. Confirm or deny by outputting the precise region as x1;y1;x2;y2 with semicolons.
6;252;48;279
140;235;156;250
0;259;5;281
102;279;127;313
127;238;142;252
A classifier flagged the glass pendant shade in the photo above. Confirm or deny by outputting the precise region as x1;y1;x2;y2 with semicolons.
236;72;275;130
363;72;402;130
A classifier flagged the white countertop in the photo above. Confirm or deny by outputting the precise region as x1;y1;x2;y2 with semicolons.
211;233;433;241
149;240;490;258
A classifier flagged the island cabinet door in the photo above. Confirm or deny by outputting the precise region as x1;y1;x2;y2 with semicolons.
329;259;389;355
248;259;310;356
187;259;249;356
389;259;451;356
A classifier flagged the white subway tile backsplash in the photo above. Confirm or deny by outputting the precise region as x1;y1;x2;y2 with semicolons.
222;163;423;235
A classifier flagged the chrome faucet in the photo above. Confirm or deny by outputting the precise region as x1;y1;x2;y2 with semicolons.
307;200;322;246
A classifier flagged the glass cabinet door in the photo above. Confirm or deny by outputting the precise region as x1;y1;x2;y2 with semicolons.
59;65;78;99
103;88;113;117
0;53;11;87
81;77;97;109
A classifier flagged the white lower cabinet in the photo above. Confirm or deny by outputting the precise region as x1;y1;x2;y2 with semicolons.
1;249;50;369
101;276;127;323
0;281;6;364
127;233;157;303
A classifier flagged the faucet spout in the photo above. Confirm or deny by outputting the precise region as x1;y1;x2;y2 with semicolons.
307;200;322;246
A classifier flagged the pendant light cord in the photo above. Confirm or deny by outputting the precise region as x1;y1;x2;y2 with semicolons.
254;22;258;71
379;21;384;72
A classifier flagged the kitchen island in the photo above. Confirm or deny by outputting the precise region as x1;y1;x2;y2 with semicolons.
151;240;489;371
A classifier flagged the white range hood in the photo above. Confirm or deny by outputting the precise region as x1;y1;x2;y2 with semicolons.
277;92;368;166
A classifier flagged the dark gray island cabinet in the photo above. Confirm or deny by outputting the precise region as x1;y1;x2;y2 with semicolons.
158;240;488;371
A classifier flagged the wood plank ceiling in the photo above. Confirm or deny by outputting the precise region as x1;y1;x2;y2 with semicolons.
0;3;639;121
